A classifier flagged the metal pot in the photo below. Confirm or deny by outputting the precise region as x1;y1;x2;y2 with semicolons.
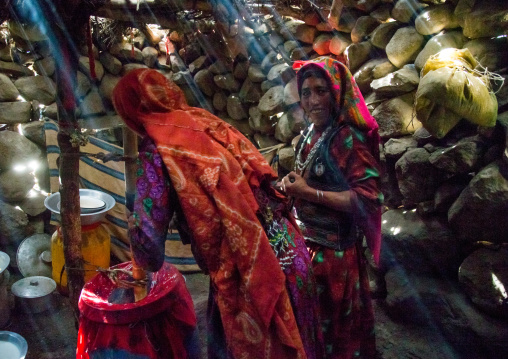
44;189;116;226
11;276;57;314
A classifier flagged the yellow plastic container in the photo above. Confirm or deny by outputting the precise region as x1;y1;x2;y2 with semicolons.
51;222;110;295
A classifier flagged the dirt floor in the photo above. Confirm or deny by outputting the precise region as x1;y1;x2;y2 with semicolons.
3;270;463;359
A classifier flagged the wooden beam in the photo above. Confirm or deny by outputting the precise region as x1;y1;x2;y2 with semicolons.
91;0;312;28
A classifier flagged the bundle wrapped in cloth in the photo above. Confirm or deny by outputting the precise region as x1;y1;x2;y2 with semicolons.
415;48;498;138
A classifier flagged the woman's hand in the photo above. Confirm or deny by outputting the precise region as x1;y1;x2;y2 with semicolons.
276;171;353;212
276;171;308;198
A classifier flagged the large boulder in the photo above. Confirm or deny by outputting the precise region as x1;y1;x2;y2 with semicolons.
0;60;34;77
346;41;372;73
448;160;508;244
373;92;421;139
459;247;508;319
370;65;420;97
226;94;248;121
258;85;285;116
462;1;508;39
0;102;32;124
99;52;123;75
351;16;381;43
383;269;508;358
14;76;56;105
381;208;460;276
391;0;428;23
369;21;403;50
354;58;389;94
329;32;351;55
280;19;318;44
428;137;484;175
0;73;20;101
0;130;42;170
395;147;442;204
415;3;459;36
386;27;425;68
79;55;105;81
0;168;34;202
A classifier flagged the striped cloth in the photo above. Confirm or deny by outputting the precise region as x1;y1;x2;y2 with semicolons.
43;119;199;272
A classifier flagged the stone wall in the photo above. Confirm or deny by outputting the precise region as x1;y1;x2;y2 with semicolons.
0;0;507;356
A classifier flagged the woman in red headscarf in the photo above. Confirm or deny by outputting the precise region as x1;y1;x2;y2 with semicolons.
277;57;383;359
113;69;323;359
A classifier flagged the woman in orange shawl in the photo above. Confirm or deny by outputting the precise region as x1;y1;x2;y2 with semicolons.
113;69;322;359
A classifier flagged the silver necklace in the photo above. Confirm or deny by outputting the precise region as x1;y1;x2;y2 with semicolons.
295;124;332;173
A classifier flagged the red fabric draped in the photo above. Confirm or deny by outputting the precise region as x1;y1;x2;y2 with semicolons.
77;262;196;359
113;69;306;359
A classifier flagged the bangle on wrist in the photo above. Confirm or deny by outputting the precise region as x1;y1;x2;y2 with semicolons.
316;189;324;203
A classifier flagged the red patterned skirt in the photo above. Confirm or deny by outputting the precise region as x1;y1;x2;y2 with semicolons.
307;242;376;359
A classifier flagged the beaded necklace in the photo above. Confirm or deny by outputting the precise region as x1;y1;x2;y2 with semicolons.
294;123;332;173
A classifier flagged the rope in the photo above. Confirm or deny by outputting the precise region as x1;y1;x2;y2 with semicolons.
63;261;148;288
59;151;136;163
469;62;506;94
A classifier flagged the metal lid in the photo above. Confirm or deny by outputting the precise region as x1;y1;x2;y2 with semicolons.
0;251;9;276
11;276;56;299
16;234;52;278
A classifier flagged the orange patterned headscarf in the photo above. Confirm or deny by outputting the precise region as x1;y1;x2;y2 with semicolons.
113;69;306;358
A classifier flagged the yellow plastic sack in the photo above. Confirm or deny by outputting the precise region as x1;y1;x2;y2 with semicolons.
414;104;462;139
415;66;498;136
421;48;478;78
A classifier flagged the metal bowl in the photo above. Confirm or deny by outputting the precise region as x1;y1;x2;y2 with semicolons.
0;331;28;359
11;276;57;314
44;189;116;226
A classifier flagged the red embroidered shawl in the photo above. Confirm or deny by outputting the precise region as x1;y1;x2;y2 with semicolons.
113;69;306;359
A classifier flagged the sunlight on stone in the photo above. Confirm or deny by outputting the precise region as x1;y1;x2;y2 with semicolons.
13;164;27;172
491;273;507;300
390;226;401;235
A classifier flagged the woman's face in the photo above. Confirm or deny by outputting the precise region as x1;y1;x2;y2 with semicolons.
300;76;333;131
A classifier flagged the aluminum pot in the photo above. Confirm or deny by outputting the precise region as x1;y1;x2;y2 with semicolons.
11;276;57;314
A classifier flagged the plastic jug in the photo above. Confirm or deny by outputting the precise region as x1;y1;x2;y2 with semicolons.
51;222;110;295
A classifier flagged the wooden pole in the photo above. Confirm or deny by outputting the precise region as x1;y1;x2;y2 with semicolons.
54;26;84;322
123;127;138;213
